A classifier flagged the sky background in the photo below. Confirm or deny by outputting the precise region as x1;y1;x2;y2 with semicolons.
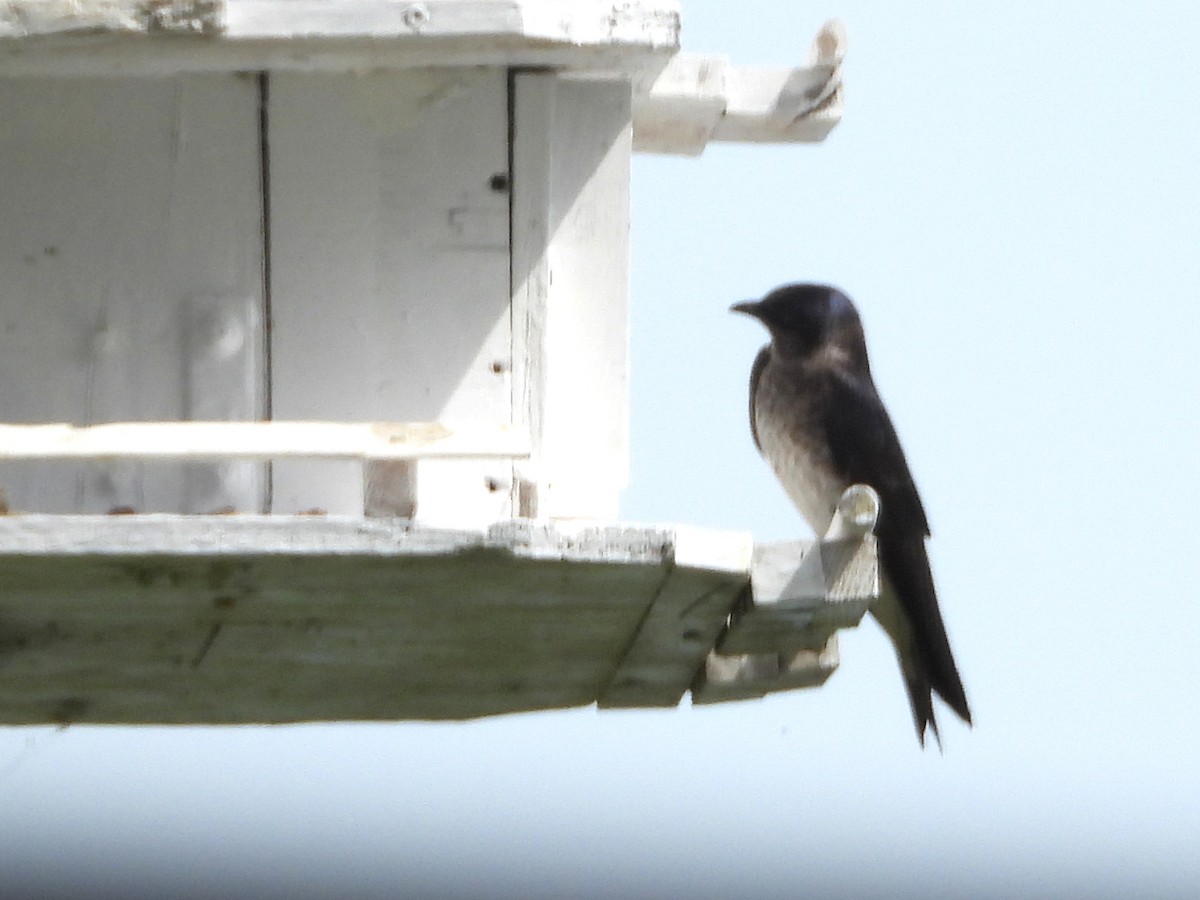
3;2;1200;897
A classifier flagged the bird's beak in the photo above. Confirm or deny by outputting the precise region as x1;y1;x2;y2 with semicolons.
730;300;761;317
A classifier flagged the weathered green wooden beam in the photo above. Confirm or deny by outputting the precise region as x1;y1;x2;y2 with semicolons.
0;505;877;725
0;516;740;724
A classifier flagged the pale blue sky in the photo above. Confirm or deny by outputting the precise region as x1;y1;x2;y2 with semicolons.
3;2;1199;897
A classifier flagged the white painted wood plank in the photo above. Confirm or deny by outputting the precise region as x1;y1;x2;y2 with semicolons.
511;74;632;519
0;422;530;461
0;515;684;561
0;1;679;76
0;76;264;514
630;52;726;156
230;0;680;45
227;0;526;38
0;0;681;44
267;69;512;522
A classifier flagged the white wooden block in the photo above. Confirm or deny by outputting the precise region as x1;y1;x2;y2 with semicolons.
699;483;879;701
692;639;840;704
715;536;875;655
670;525;754;573
630;53;727;155
363;460;417;518
717;486;878;656
696;487;883;705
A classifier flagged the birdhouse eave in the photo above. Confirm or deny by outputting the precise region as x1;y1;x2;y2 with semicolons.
0;0;681;77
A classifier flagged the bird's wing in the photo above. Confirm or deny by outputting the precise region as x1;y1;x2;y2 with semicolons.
819;369;930;538
748;346;769;452
822;368;971;729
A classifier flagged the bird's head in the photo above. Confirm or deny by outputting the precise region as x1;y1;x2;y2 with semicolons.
731;283;867;367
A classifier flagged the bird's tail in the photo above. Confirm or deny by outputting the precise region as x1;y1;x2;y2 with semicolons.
871;539;971;748
900;650;943;750
871;591;944;748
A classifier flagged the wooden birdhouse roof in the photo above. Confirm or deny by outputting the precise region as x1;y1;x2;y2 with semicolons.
0;0;845;154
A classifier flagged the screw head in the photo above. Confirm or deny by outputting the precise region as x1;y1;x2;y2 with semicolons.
401;3;430;30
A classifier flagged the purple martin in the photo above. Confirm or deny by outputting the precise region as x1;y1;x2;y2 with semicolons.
732;283;970;747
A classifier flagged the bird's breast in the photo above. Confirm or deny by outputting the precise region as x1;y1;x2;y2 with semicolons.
753;369;846;535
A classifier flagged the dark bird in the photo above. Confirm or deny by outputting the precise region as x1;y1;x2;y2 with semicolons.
732;283;970;747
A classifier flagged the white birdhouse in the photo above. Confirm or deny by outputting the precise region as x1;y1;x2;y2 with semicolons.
0;1;871;725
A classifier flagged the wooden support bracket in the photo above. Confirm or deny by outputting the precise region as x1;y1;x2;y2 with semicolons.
692;484;879;704
631;20;846;155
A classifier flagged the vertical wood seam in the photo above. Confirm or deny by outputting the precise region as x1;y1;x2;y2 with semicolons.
257;71;274;512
